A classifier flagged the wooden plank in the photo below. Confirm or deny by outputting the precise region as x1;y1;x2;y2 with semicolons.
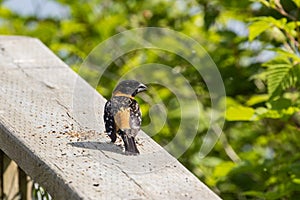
0;36;220;200
2;155;19;200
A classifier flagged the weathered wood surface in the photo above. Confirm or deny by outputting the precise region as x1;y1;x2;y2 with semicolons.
0;36;221;200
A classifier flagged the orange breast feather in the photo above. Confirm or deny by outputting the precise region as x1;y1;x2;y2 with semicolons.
114;108;131;130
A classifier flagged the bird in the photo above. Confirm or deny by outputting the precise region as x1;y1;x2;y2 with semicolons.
103;80;147;155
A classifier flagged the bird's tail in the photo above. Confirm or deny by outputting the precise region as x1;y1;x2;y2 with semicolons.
121;134;140;155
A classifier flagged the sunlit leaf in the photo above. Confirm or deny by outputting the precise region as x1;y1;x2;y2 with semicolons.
292;0;300;7
292;178;300;184
249;20;271;41
246;94;269;106
0;6;12;18
213;161;236;177
226;106;256;121
249;17;287;41
61;20;86;36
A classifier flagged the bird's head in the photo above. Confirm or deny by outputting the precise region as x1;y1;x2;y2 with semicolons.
113;80;147;98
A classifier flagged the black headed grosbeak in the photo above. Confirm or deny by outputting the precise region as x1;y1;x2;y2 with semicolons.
104;80;147;155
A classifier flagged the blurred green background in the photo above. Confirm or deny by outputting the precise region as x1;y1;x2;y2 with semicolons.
1;0;300;199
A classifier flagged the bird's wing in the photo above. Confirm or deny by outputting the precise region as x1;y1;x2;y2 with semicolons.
104;100;117;142
128;99;142;136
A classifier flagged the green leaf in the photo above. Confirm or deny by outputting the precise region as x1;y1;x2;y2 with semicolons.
292;178;300;184
292;0;300;7
273;49;300;63
226;106;256;121
263;53;292;66
213;161;236;177
61;20;86;36
266;98;292;110
243;190;265;198
249;20;272;41
281;107;300;119
255;106;299;120
285;22;300;37
257;109;281;119
246;94;269;106
0;7;12;19
249;17;287;41
266;64;293;99
267;64;291;96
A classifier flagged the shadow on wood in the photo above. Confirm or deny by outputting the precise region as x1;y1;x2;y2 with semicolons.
68;141;124;155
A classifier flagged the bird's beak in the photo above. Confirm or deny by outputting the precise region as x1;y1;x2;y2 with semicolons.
137;84;147;93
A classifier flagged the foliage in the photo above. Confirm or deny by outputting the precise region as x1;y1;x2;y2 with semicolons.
1;0;300;199
32;183;52;200
223;0;300;199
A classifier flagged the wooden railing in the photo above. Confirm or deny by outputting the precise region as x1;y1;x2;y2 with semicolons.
0;36;221;200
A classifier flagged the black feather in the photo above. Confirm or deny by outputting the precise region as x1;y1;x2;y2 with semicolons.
120;131;140;155
104;100;117;142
